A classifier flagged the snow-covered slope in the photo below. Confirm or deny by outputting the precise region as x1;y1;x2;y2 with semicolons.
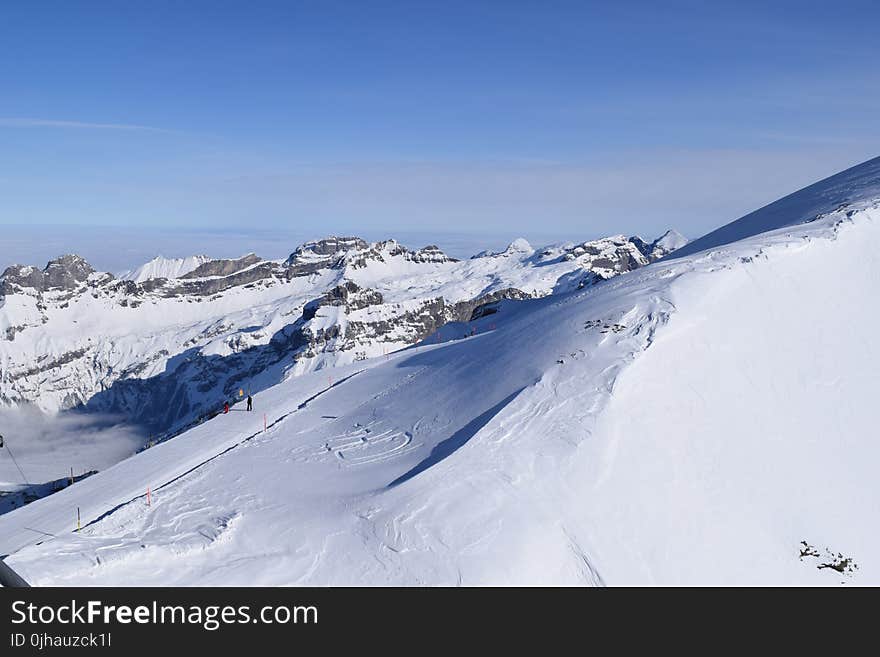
650;229;688;255
667;155;880;259
121;255;211;283
0;232;677;437
1;157;878;585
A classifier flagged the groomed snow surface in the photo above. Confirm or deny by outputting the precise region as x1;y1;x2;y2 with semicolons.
2;157;880;586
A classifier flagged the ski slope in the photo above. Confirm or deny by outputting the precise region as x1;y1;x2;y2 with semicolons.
2;158;879;585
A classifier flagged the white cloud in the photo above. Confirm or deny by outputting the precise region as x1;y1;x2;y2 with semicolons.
0;406;146;486
0;117;166;132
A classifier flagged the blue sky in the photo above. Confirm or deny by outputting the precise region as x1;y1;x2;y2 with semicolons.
1;0;879;267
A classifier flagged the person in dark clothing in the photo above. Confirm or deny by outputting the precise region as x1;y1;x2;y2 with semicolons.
223;401;229;414
246;395;253;412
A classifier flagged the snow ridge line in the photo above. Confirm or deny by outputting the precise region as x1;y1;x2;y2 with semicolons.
34;370;367;545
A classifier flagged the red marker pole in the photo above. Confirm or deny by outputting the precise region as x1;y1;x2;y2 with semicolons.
264;414;267;432
146;487;151;507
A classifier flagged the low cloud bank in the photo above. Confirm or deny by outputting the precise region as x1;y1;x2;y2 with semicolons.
0;406;146;487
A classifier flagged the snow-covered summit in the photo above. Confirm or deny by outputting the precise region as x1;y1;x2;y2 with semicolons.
122;255;211;283
285;236;370;267
650;229;688;255
1;254;95;294
505;238;534;254
471;238;534;258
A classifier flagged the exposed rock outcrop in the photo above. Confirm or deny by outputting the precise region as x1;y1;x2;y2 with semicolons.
0;230;684;433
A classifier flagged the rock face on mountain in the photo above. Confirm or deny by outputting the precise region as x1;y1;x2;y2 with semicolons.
0;231;682;434
1;255;95;295
180;253;263;279
288;236;370;261
284;237;370;272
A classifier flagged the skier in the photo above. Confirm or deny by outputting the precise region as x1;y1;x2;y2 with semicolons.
246;394;253;412
223;401;230;414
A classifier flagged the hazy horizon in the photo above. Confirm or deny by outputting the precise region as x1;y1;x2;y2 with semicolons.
0;223;630;274
2;1;878;245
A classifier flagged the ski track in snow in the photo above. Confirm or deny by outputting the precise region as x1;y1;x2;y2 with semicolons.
78;368;369;535
9;274;674;584
2;167;880;585
326;425;419;468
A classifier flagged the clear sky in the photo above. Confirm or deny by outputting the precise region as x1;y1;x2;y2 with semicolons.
1;0;879;263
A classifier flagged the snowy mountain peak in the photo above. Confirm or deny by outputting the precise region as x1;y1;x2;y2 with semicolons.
505;238;534;254
46;253;92;268
469;238;534;259
371;240;456;264
651;229;688;254
285;236;370;266
123;255;211;283
2;253;96;293
409;244;454;263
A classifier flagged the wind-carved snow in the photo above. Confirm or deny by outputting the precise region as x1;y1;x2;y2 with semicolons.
2;156;880;586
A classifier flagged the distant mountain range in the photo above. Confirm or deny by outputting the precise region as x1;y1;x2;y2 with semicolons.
3;156;879;585
0;229;685;435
